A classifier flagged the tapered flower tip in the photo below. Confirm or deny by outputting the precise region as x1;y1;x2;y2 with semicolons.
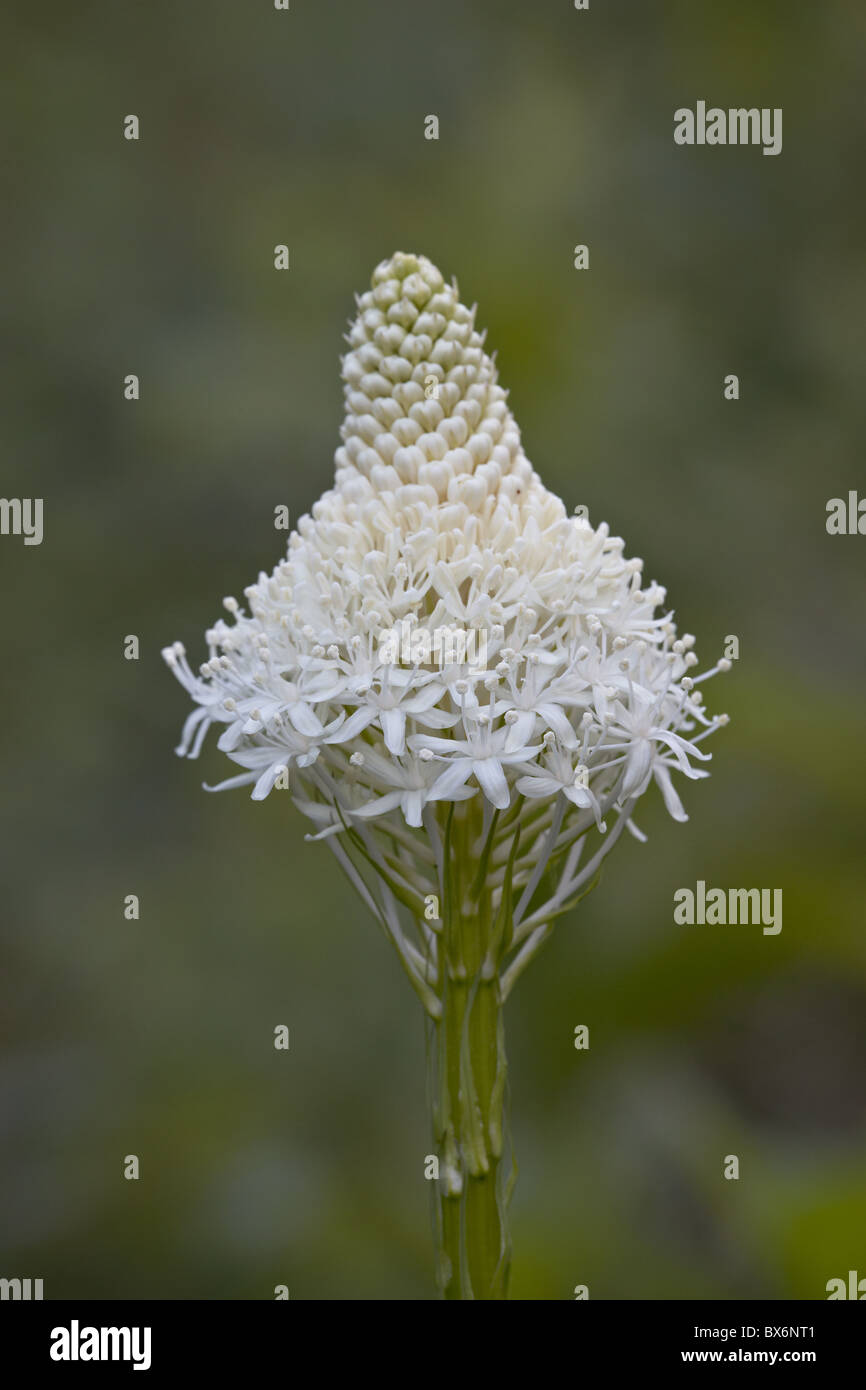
166;250;729;834
337;251;532;507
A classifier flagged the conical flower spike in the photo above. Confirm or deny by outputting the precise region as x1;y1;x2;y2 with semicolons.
165;252;729;1298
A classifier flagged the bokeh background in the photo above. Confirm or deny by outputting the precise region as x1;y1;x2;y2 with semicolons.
3;0;865;1299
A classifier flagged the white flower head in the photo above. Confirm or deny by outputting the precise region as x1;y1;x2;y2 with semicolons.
165;252;729;992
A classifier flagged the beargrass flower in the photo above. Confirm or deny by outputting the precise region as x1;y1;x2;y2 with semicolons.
164;251;728;1299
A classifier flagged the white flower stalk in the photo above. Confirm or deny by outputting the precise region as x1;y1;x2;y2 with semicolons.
164;252;728;1299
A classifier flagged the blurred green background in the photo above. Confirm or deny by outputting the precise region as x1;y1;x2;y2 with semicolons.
3;0;865;1299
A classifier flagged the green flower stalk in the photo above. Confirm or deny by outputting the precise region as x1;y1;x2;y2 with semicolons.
165;252;728;1298
430;799;513;1298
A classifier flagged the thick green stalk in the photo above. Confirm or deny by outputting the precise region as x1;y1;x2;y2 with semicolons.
430;802;513;1299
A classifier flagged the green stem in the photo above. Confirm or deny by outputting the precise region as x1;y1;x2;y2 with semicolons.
430;803;512;1300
